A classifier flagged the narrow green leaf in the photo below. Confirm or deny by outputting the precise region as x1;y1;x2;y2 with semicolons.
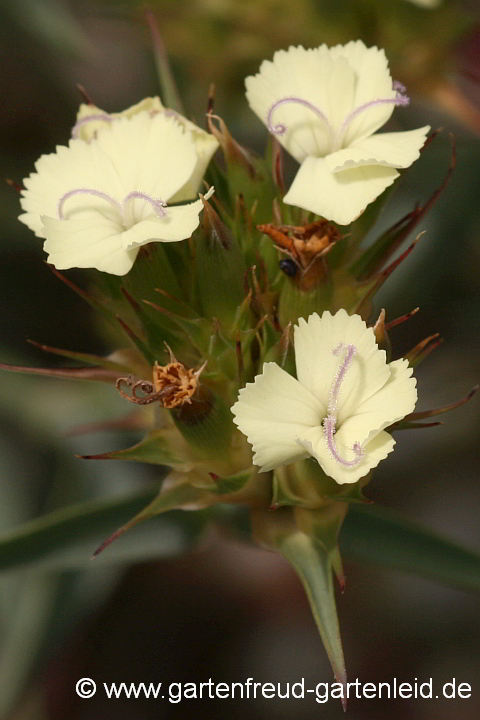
26;340;132;372
145;9;185;114
4;0;93;58
0;361;119;383
0;489;157;572
342;504;480;593
92;480;212;557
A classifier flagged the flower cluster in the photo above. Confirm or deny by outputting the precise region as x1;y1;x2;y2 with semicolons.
15;39;436;486
7;36;471;686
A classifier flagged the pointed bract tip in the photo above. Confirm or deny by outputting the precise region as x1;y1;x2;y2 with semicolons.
405;383;479;423
207;83;216;119
76;83;94;105
385;306;420;331
201;195;233;250
335;672;348;712
206;112;256;176
92;527;125;558
6;178;23;193
163;342;177;363
373;308;386;343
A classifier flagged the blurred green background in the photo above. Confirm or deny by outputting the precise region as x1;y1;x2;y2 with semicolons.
0;0;479;717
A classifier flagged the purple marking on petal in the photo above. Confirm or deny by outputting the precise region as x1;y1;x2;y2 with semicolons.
266;97;334;138
328;343;356;415
333;93;410;149
123;191;167;218
57;188;122;220
322;343;364;468
57;188;168;223
71;114;114;139
323;414;364;468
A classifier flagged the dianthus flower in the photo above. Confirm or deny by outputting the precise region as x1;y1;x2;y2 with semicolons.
71;97;219;203
232;310;417;484
19;109;214;275
246;42;430;224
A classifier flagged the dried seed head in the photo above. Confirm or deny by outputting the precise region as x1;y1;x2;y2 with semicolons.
258;220;342;272
153;361;205;409
116;359;206;409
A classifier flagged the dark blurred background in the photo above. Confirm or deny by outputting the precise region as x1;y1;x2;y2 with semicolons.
0;0;479;718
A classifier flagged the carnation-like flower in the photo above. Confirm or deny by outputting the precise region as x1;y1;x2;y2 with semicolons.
72;97;219;202
19;111;214;275
232;310;417;484
245;42;430;225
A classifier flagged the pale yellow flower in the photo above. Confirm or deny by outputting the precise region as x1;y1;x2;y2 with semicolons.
232;310;417;485
19;111;214;275
246;42;430;225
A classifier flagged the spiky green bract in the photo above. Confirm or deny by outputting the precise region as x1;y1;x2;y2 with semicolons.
252;503;347;702
208;114;276;223
350;134;455;281
195;198;246;327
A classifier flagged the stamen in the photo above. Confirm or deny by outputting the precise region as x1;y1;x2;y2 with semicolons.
71;114;113;139
57;189;168;221
328;342;356;414
57;188;122;220
123;191;167;218
333;89;410;150
322;342;364;468
267;97;334;138
324;414;365;468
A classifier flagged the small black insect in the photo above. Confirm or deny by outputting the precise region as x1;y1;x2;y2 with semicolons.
279;258;298;277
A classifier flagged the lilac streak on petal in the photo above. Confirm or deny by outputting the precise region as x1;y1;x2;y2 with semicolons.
71;114;114;139
323;414;365;468
57;190;168;221
57;188;123;220
322;343;364;468
328;342;356;414
123;191;167;218
333;93;410;150
267;97;334;138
